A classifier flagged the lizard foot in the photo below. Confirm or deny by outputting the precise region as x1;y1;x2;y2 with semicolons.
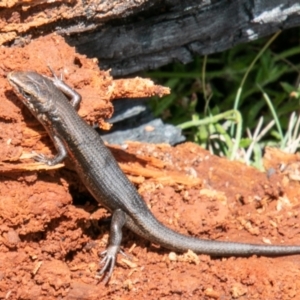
98;247;129;284
98;245;119;283
32;151;55;166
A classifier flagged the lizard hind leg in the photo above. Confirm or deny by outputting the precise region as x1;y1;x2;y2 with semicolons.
98;208;127;283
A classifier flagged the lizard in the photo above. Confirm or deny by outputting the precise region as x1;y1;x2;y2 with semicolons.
7;70;300;281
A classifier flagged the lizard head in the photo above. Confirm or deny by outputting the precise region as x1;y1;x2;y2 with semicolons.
7;71;63;130
8;71;53;112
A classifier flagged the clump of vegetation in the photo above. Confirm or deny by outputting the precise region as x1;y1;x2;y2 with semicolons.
148;29;300;170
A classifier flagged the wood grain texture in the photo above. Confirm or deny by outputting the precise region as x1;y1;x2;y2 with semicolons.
2;0;300;75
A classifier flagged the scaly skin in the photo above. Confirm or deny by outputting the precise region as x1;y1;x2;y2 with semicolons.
8;70;300;282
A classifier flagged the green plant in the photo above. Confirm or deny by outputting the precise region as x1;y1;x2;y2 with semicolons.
147;28;300;169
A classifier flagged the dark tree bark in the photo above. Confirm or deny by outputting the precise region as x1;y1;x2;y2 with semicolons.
2;0;300;76
66;0;300;76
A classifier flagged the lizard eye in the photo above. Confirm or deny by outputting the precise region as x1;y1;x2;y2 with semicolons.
22;91;31;99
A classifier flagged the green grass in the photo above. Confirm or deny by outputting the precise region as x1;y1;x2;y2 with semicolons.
146;28;300;170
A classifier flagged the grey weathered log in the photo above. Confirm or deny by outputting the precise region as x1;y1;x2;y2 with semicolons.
64;0;300;76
